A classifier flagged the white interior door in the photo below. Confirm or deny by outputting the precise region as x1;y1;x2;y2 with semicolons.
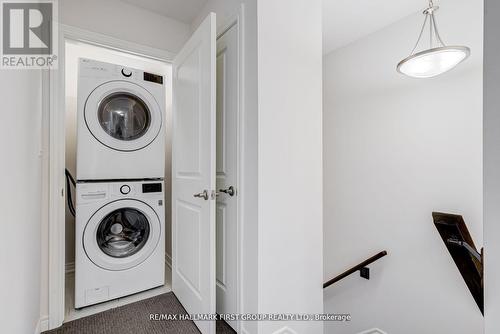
172;13;217;334
216;23;239;331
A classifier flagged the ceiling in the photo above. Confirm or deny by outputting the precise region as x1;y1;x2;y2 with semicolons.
120;0;428;55
323;0;426;54
121;0;208;24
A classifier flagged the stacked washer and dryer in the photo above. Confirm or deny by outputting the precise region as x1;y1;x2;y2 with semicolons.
74;58;166;308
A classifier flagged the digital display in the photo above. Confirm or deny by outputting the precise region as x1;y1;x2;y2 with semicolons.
142;183;162;193
144;72;163;85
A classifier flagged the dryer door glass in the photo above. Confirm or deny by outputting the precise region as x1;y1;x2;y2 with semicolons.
97;93;151;141
96;208;151;258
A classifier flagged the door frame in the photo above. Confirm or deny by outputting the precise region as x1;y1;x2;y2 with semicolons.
45;6;245;331
45;24;174;330
215;9;245;334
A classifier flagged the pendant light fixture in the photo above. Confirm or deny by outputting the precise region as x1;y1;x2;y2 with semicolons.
397;0;470;78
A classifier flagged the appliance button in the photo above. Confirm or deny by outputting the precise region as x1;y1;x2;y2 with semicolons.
121;68;132;77
120;185;131;195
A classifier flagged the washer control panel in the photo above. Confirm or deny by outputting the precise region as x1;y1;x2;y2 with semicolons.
142;183;162;193
77;181;164;204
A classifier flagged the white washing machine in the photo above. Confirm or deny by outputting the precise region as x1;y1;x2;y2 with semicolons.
75;180;165;308
77;58;166;181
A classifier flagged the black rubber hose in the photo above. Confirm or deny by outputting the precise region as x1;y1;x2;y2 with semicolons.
65;168;76;217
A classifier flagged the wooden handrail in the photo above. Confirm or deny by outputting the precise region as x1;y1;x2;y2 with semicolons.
323;251;388;289
432;212;483;315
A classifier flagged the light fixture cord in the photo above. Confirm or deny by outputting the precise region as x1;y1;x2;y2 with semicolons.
431;13;446;47
410;0;446;55
430;12;433;48
410;14;429;55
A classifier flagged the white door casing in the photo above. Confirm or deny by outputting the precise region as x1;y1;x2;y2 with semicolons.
215;23;239;331
46;24;175;330
172;13;217;334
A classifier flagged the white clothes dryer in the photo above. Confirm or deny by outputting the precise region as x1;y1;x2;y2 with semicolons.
77;58;166;180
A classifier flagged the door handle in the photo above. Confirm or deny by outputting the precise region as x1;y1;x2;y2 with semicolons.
218;186;236;197
194;190;209;200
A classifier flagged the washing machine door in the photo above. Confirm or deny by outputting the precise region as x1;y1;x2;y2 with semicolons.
84;81;162;152
84;199;161;271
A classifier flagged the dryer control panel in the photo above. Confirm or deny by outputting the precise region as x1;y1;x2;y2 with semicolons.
79;58;164;85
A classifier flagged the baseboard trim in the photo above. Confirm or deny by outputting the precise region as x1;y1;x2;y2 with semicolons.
273;327;298;334
36;316;49;334
65;262;75;274
358;329;387;334
165;252;172;269
241;328;251;334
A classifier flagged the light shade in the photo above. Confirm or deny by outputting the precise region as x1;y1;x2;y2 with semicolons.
397;46;470;78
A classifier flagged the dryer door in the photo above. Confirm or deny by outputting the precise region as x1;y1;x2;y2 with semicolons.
84;199;161;271
84;81;162;152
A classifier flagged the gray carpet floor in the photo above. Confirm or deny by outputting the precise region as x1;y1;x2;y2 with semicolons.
43;292;235;334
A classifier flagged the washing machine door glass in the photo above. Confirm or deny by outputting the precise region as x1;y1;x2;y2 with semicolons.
96;208;150;258
97;93;151;141
83;199;161;271
85;81;163;152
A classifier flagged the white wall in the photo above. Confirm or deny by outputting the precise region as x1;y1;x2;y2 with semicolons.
257;0;324;333
484;0;500;332
323;1;484;333
0;71;43;333
193;2;260;333
59;0;192;53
